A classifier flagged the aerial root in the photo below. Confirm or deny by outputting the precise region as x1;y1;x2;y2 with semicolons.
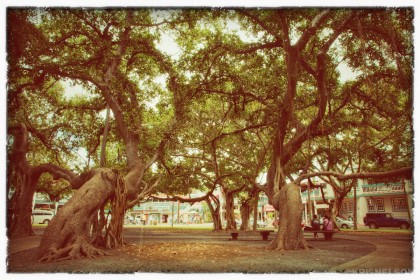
266;238;310;251
38;239;110;262
266;239;284;251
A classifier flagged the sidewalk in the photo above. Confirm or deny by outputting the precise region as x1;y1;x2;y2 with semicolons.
8;235;42;255
330;234;413;272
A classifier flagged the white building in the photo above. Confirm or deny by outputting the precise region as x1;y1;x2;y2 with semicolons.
301;179;413;226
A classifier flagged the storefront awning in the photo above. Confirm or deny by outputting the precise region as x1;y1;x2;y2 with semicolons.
315;204;329;209
264;204;275;212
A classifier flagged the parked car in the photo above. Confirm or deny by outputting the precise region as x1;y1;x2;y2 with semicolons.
257;220;267;228
248;219;268;228
335;217;354;229
31;210;54;225
363;213;410;229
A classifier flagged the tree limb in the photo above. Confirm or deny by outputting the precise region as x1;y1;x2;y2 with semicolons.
293;167;412;184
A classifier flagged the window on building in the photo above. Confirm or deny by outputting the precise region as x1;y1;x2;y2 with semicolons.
392;184;403;191
347;201;354;213
342;202;347;213
375;198;385;212
392;198;408;212
367;199;375;212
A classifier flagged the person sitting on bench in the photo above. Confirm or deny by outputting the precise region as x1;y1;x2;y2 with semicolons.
311;215;321;239
322;213;334;241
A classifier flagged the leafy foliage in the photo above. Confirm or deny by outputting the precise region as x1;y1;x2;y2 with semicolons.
7;7;413;216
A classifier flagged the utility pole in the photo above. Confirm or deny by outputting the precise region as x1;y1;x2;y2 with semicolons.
353;182;357;230
308;185;313;219
253;193;258;230
402;180;412;225
177;200;180;223
171;201;174;227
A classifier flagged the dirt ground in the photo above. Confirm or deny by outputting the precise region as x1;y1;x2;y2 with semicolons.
7;228;381;273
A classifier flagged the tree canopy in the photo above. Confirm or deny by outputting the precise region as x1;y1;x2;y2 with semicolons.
6;7;413;257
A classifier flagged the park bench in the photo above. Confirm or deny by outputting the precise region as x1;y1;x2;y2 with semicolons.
229;230;275;241
304;229;339;240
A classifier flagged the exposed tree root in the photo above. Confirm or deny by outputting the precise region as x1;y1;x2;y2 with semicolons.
266;233;310;251
266;242;310;251
38;237;110;262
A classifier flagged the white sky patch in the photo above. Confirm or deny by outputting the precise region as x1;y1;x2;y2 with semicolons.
99;107;115;120
69;147;90;170
151;10;182;60
157;32;182;59
145;97;160;111
257;172;267;185
337;61;361;84
61;79;90;100
224;18;264;43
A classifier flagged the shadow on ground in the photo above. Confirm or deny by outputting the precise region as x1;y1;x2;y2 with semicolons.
7;228;382;273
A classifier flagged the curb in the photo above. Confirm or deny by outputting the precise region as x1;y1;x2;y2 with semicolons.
340;230;413;235
329;235;413;272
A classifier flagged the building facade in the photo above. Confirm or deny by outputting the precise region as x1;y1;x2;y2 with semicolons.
301;179;414;226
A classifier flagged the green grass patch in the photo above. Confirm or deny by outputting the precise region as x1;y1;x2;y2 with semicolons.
123;225;214;231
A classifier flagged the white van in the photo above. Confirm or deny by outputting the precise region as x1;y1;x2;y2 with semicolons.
31;210;54;225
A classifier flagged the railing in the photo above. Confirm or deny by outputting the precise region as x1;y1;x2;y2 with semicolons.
362;182;404;193
300;189;323;199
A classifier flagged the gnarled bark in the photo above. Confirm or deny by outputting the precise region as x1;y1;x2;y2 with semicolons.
224;190;237;230
205;194;223;231
37;168;119;261
267;183;309;250
8;124;77;236
239;199;252;231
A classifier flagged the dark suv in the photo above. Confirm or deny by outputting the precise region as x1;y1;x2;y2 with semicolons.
363;213;410;229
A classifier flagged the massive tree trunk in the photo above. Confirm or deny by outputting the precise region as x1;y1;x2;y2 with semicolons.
8;124;40;236
265;152;310;250
36;22;176;260
205;194;223;231
224;190;237;230
37;168;124;261
333;190;346;220
8;124;77;237
239;199;252;231
9;174;36;236
264;10;347;251
267;182;308;250
36;151;154;262
240;187;260;231
222;184;246;231
9;165;76;237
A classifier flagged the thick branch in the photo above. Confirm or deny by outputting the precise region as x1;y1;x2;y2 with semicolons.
31;163;77;183
206;122;268;145
126;176;161;209
294;167;412;183
151;188;215;204
295;9;330;53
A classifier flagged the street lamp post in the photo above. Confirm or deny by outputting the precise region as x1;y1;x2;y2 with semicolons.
353;183;357;230
402;180;412;225
171;201;174;227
